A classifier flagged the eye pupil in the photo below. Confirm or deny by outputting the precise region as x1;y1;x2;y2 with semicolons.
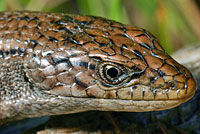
107;67;118;78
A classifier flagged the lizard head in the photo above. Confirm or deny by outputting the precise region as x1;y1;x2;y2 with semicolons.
24;15;197;112
84;24;197;111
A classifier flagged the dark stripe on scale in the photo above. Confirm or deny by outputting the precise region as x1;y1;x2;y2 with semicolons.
75;77;87;88
132;50;148;67
139;43;152;50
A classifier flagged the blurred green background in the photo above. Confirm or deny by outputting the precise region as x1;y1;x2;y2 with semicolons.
1;0;200;54
0;1;200;133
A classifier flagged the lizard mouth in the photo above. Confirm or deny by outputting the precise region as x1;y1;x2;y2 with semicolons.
94;99;190;112
65;77;196;112
101;74;197;100
62;95;195;113
88;76;197;112
87;84;196;112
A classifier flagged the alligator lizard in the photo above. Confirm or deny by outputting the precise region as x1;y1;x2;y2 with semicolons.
0;11;197;124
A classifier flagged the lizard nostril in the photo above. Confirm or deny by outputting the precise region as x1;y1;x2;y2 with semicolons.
167;81;176;89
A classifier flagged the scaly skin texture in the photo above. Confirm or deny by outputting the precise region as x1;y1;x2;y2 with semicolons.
0;11;197;124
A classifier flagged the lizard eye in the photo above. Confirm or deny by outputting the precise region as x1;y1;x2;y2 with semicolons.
106;65;121;79
98;63;127;85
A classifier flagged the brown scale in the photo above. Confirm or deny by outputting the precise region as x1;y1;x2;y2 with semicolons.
0;11;197;124
0;10;196;98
